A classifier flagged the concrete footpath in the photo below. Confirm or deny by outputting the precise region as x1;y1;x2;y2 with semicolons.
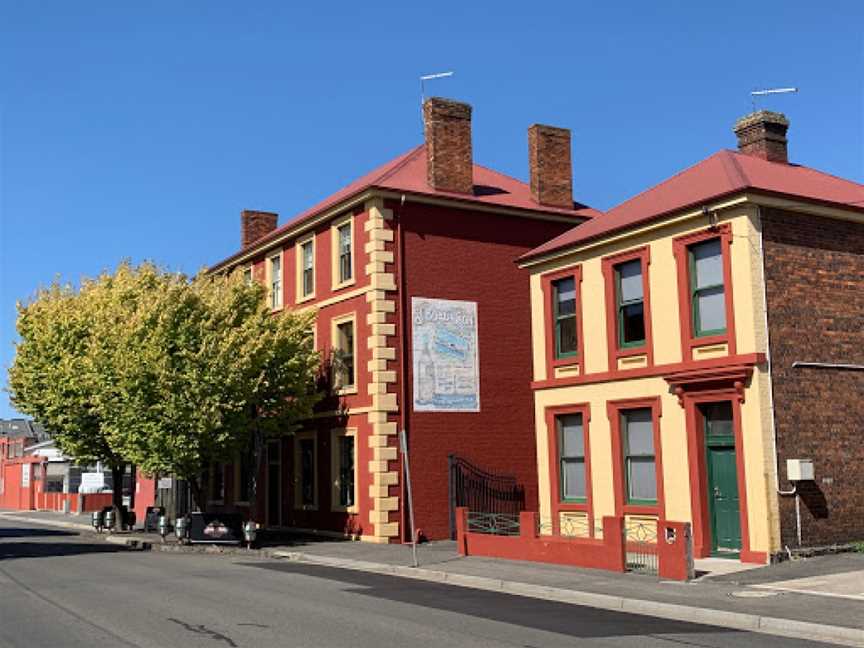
3;509;862;647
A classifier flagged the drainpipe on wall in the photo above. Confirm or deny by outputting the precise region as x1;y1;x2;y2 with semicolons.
757;206;800;549
395;193;412;544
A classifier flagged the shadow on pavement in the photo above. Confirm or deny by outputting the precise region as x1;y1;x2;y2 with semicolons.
243;561;736;641
0;539;128;561
0;527;77;539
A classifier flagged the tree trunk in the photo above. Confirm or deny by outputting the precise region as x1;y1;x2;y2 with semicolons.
189;475;206;514
110;463;124;529
248;420;264;523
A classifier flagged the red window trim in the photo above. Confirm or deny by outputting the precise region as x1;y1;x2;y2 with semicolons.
606;396;664;518
545;403;593;536
672;225;736;362
600;246;654;373
541;265;585;375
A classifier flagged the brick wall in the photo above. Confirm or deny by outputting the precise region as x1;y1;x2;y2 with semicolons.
400;201;574;540
762;207;864;547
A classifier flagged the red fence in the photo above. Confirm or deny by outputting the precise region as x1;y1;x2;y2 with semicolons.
1;457;114;514
37;492;114;513
455;508;694;581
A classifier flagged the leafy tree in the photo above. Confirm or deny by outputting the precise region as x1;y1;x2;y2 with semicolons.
8;275;140;513
10;262;321;517
95;265;321;513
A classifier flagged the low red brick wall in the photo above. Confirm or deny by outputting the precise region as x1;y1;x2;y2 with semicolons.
455;508;693;581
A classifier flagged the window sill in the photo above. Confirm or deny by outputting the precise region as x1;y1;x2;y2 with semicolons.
550;355;580;369
558;501;588;511
331;278;356;292
623;503;658;516
296;294;316;305
336;386;359;396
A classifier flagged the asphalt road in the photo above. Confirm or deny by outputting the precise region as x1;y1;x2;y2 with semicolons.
0;518;843;648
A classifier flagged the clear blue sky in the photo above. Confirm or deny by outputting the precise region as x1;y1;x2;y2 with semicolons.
1;2;862;418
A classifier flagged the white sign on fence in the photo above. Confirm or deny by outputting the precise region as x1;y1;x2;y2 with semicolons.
79;472;105;493
21;464;30;488
412;297;480;412
157;477;173;490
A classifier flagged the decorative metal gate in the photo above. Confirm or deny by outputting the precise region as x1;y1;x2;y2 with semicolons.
623;519;659;575
448;454;525;539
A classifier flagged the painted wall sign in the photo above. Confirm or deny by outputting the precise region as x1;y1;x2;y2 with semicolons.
20;465;30;488
412;297;480;412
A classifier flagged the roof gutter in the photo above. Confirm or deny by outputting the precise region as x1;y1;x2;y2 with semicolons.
210;189;591;275
517;194;750;269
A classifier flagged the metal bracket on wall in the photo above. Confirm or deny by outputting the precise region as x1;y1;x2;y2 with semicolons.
791;361;864;371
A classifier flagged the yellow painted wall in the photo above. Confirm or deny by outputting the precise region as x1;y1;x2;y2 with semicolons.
527;202;781;557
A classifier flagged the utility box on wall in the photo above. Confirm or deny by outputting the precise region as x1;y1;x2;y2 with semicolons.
786;458;814;482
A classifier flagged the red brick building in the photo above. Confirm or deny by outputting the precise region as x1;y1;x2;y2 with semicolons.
208;98;597;543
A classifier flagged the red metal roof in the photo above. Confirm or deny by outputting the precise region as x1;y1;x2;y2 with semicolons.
523;149;864;262
211;145;599;271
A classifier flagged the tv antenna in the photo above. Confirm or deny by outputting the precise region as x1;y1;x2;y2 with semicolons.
750;87;798;111
420;71;454;106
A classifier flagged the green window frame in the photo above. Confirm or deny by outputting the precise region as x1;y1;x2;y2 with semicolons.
614;259;646;348
688;238;727;337
552;276;578;359
621;408;656;505
557;413;586;502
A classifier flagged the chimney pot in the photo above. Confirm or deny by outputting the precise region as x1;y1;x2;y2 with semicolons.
528;124;573;209
241;210;278;248
423;97;474;194
734;110;789;163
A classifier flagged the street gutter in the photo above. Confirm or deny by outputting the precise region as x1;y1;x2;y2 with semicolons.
3;512;861;647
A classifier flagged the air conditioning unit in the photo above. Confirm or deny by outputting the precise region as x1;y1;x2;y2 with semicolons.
786;458;814;482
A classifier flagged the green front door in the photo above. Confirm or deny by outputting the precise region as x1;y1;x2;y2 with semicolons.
701;402;742;554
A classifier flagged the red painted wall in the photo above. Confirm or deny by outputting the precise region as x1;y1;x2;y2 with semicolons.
399;201;575;539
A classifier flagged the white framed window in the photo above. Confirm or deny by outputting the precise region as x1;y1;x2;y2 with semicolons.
296;234;315;302
266;250;283;310
293;431;318;510
331;214;355;290
330;313;357;393
242;265;253;285
330;428;357;512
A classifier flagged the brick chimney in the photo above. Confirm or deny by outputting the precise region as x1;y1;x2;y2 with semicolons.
734;110;789;163
241;210;278;248
528;124;573;208
423;97;473;194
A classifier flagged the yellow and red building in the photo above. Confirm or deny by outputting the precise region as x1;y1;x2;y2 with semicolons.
208;98;596;544
519;111;864;563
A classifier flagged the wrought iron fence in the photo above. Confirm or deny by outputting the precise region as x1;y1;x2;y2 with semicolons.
624;519;659;575
449;454;525;538
466;511;521;536
536;515;603;538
